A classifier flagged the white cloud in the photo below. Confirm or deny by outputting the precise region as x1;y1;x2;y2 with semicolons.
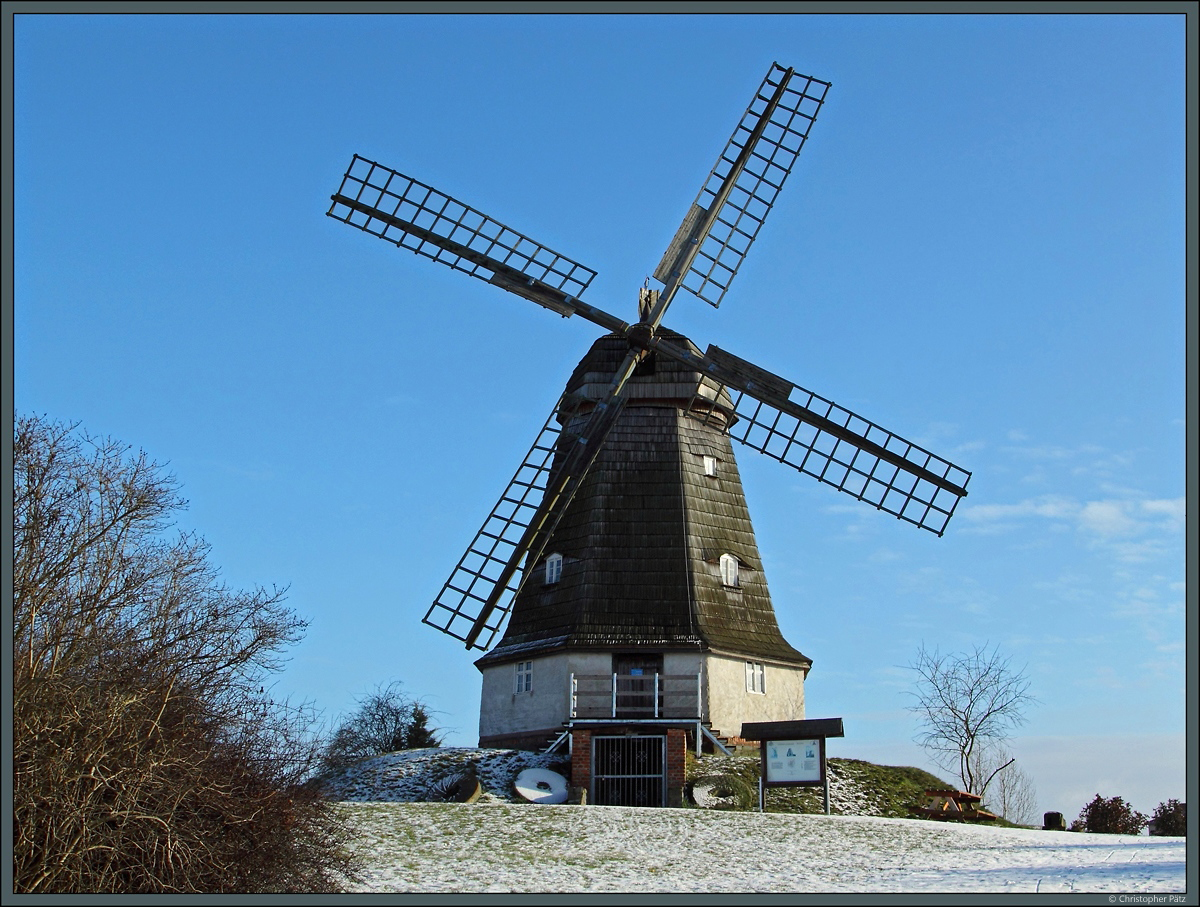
1078;497;1186;539
953;439;988;455
961;494;1080;528
1078;499;1137;536
1000;441;1105;462
1139;497;1186;525
1109;582;1185;632
1107;537;1176;564
999;437;1143;486
963;494;1184;543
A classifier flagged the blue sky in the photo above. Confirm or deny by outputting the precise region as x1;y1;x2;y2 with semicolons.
12;11;1190;823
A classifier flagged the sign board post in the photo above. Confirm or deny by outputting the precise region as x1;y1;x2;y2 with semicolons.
740;718;845;815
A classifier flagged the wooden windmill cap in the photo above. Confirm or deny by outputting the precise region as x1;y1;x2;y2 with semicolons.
562;329;737;418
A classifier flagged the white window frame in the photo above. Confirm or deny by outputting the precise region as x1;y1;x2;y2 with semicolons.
703;454;718;477
515;660;533;693
720;553;740;588
545;552;563;585
745;661;766;694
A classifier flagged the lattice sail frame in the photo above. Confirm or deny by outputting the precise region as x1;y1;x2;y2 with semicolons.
329;155;596;308
685;362;971;537
654;65;830;309
422;393;626;650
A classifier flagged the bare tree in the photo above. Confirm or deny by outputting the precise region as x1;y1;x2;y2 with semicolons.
992;759;1039;826
906;642;1036;798
13;415;360;893
320;681;444;773
970;744;1038;824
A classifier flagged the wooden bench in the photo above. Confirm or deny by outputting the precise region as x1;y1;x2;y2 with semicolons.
912;788;999;822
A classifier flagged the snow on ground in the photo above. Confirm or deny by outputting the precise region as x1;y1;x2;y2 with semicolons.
323;748;1188;894
320;746;564;805
340;802;1186;894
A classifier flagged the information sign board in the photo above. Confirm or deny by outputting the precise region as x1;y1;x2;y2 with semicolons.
763;737;824;785
741;718;844;812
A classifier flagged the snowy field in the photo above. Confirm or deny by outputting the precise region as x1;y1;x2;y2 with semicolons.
325;749;1187;894
340;801;1186;894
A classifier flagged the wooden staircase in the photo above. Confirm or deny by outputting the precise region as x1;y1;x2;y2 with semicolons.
699;722;735;754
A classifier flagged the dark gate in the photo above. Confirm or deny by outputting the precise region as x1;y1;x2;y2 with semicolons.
591;734;666;807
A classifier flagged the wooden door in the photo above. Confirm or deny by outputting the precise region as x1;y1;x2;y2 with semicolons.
613;654;663;717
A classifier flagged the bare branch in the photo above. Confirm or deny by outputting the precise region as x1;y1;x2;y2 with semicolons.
13;414;360;893
906;642;1037;796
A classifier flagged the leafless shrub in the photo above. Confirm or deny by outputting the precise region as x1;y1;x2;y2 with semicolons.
13;414;361;893
970;745;1038;824
320;680;444;774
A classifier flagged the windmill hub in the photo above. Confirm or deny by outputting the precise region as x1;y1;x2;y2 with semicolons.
626;320;658;354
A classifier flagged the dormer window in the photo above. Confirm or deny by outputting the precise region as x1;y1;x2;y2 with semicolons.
720;553;740;588
703;455;718;477
545;552;563;585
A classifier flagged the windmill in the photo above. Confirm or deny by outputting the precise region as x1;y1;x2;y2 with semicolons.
328;63;970;806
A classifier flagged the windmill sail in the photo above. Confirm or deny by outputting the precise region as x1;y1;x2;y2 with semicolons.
328;155;596;316
679;343;971;536
654;64;830;310
423;392;628;650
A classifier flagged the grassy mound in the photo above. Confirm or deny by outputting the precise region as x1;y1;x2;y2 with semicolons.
686;752;955;818
319;747;964;820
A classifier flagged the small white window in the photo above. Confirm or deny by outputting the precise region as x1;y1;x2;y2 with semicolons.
745;661;765;694
720;553;740;588
515;661;533;693
703;455;718;477
545;552;563;584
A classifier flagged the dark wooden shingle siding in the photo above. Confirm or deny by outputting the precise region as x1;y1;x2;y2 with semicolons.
677;412;807;663
493;406;700;650
479;332;809;668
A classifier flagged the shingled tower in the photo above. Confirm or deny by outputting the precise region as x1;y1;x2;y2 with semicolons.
475;330;811;752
